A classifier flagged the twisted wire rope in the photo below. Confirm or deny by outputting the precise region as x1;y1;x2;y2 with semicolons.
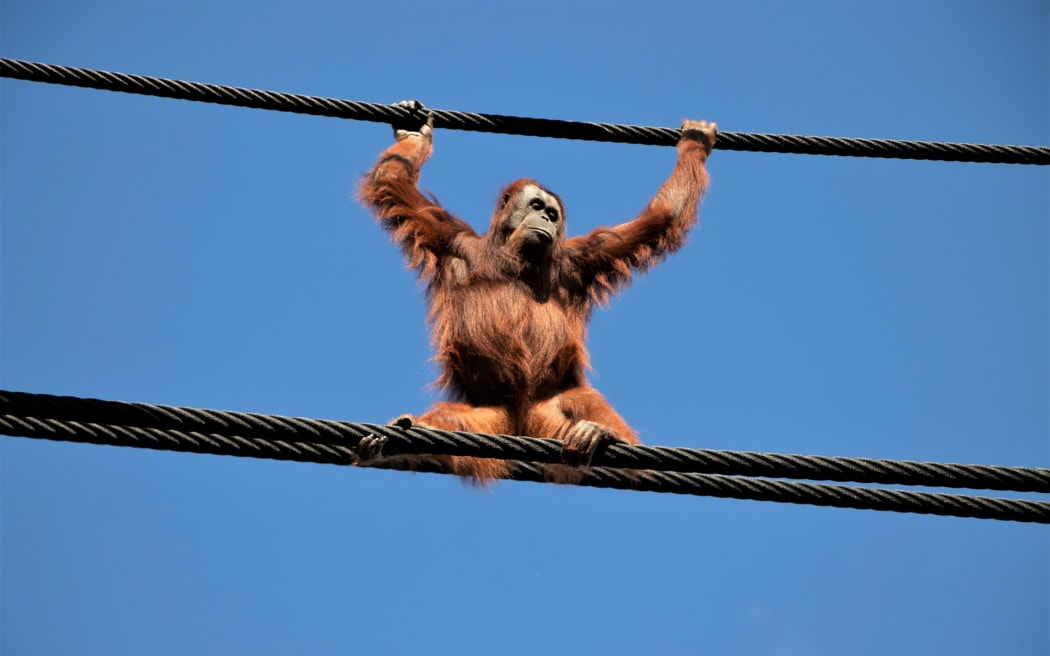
2;412;1046;523
3;391;1049;524
2;58;1047;164
4;391;1048;493
4;390;1046;493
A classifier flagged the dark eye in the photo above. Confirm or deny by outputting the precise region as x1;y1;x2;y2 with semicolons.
530;198;544;210
548;208;559;221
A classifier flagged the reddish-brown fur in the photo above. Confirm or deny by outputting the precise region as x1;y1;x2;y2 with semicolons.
358;117;716;483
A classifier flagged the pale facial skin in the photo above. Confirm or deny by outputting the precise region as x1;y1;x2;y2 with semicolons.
502;184;562;256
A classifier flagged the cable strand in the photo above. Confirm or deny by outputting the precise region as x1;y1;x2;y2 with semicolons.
2;390;1047;495
3;413;1046;523
2;58;1046;164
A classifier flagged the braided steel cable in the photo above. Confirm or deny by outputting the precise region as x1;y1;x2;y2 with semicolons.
2;58;1047;164
2;412;1046;523
1;413;356;465
371;458;1049;523
2;390;1047;494
508;464;1050;523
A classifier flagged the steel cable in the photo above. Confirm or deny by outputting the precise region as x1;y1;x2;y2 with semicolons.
2;390;1049;524
2;412;1046;523
2;58;1047;164
2;390;1045;493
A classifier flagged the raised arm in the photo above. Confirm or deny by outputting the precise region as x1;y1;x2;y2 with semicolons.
358;108;476;281
566;119;717;303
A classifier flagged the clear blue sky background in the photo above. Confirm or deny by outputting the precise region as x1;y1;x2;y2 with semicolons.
2;2;1047;654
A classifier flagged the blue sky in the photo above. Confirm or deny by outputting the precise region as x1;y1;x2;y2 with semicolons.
2;1;1047;654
